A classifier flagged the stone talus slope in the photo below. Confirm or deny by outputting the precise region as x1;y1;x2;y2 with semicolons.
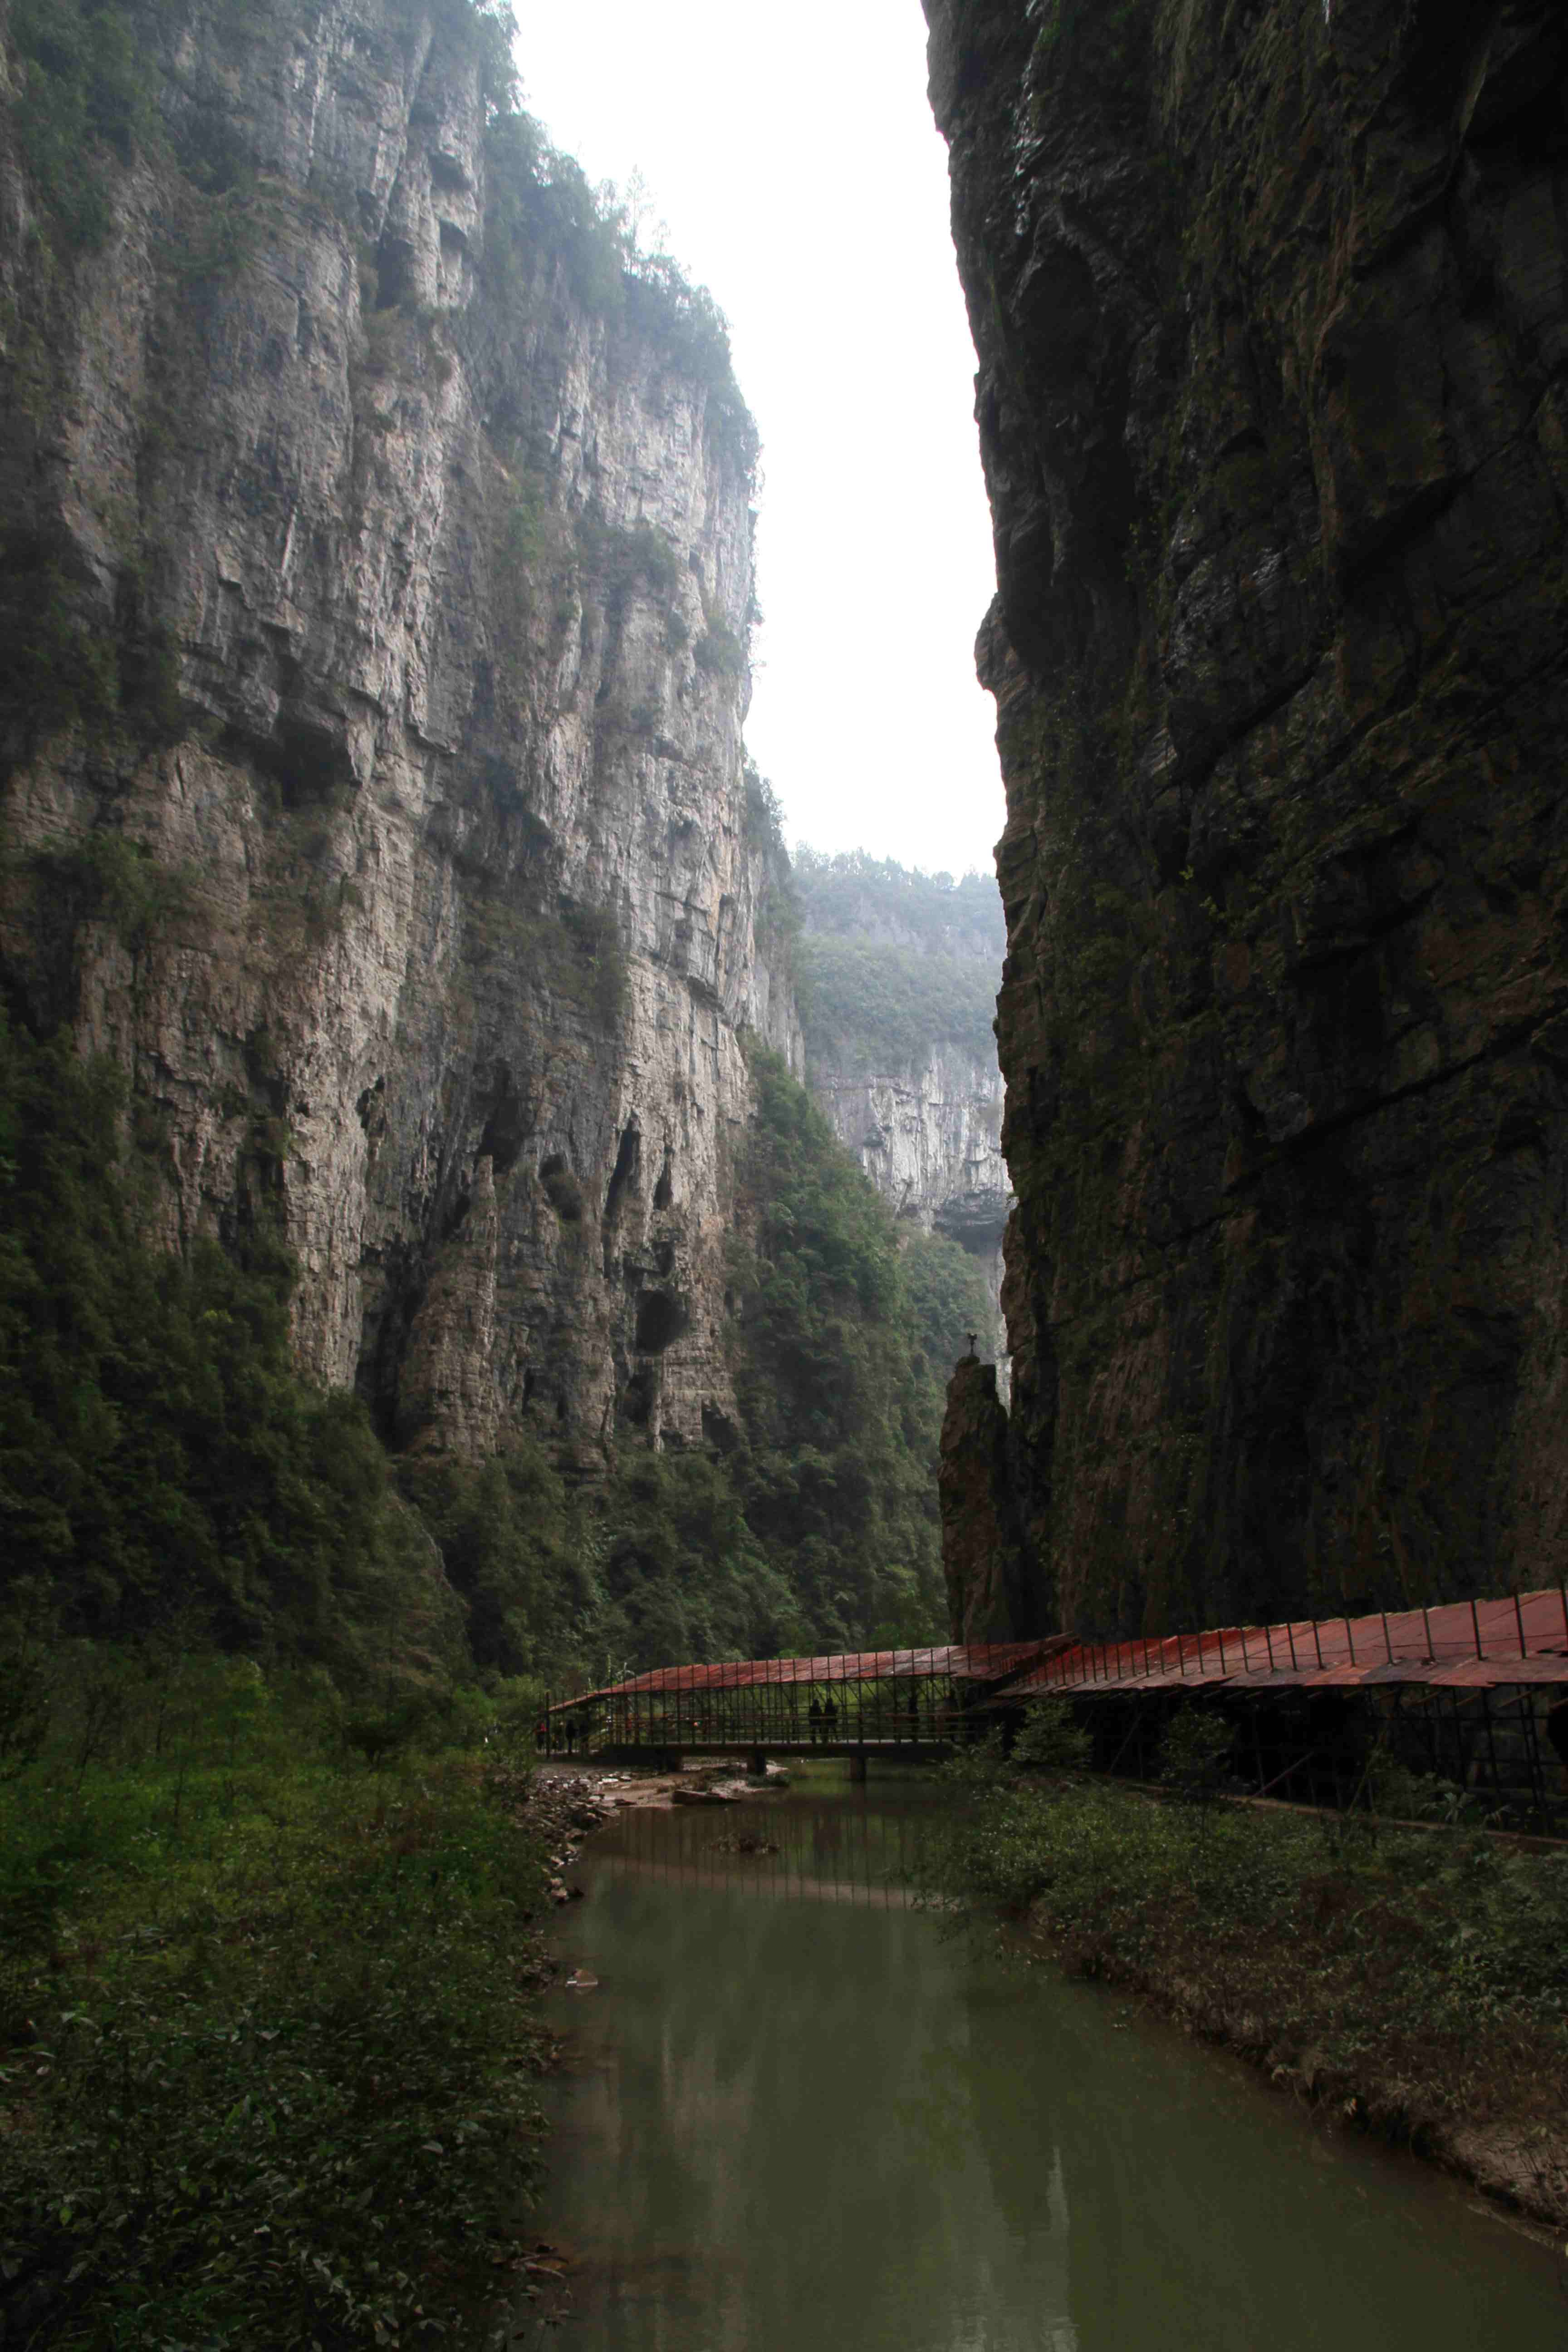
926;0;1568;1632
0;0;798;1462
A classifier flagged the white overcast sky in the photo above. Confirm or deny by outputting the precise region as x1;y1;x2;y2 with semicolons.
512;0;1007;879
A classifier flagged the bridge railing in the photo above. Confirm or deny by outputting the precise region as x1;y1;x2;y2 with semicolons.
541;1676;983;1759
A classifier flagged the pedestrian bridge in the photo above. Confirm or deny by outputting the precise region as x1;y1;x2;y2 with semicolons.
541;1639;1070;1775
542;1593;1568;1820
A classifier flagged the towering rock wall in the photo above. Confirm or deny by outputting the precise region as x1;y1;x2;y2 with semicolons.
927;0;1568;1634
0;0;798;1465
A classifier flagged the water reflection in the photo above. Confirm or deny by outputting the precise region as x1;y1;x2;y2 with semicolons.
592;1782;928;1906
516;1775;1562;2352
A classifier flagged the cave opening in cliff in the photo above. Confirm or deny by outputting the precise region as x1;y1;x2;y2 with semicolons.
634;1290;690;1356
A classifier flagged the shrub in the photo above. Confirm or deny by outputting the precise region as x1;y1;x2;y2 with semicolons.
28;832;193;952
1157;1707;1236;1805
0;535;186;751
1012;1696;1092;1775
8;0;159;249
694;622;745;678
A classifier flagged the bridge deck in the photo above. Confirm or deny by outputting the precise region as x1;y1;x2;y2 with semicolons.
583;1739;955;1764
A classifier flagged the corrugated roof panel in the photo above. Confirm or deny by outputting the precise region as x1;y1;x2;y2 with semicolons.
552;1594;1568;1713
986;1589;1568;1700
553;1635;1074;1710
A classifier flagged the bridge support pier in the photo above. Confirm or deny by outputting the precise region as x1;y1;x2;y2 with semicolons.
748;1749;768;1776
848;1750;867;1783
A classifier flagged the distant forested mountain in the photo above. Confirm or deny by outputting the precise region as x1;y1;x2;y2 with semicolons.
793;851;1004;1078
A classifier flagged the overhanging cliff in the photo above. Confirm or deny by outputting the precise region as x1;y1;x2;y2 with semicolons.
927;0;1568;1633
0;0;799;1466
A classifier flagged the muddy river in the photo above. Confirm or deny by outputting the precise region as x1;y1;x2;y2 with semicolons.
514;1769;1564;2350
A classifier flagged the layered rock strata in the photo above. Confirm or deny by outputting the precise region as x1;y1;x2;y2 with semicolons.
811;1041;1011;1359
0;0;797;1462
927;0;1568;1632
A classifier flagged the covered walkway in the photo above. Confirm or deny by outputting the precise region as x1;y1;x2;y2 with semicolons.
541;1638;1070;1770
544;1592;1568;1821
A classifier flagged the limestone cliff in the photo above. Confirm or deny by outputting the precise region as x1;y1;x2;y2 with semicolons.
0;0;798;1465
794;854;1012;1362
927;0;1568;1633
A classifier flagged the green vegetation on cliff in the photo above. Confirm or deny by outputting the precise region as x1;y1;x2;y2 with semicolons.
0;1012;454;1674
3;0;757;478
792;849;1003;1078
797;937;1001;1073
0;1013;967;1685
725;1050;954;1652
794;848;1005;959
403;1054;974;1676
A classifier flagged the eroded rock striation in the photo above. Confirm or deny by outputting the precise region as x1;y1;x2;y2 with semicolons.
0;0;799;1463
927;0;1568;1633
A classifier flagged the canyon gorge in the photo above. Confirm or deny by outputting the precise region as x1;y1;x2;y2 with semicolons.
6;0;1568;1661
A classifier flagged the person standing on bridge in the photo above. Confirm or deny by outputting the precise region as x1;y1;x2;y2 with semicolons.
823;1693;838;1742
808;1697;823;1745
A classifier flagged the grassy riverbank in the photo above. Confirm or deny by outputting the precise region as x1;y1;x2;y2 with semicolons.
921;1721;1568;2227
0;1654;556;2349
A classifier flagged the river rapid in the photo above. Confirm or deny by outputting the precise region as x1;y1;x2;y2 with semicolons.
513;1769;1563;2351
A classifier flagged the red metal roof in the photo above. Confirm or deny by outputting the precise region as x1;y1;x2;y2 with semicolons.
552;1636;1074;1711
992;1589;1568;1700
550;1593;1568;1717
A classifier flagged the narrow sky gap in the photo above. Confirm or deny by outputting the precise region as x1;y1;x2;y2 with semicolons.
512;0;1006;877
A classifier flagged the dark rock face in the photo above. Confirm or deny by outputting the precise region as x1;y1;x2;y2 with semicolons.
926;0;1568;1634
938;1353;1030;1641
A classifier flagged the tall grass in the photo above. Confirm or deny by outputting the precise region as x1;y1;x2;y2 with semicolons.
0;1649;551;2349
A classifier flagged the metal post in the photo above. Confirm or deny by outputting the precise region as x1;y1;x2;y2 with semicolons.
1421;1602;1435;1662
1285;1618;1299;1671
1264;1620;1276;1673
1470;1594;1485;1661
1311;1617;1324;1669
1345;1614;1356;1666
1382;1611;1394;1664
1513;1590;1527;1659
1218;1626;1227;1676
1479;1684;1503;1812
1519;1690;1549;1829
